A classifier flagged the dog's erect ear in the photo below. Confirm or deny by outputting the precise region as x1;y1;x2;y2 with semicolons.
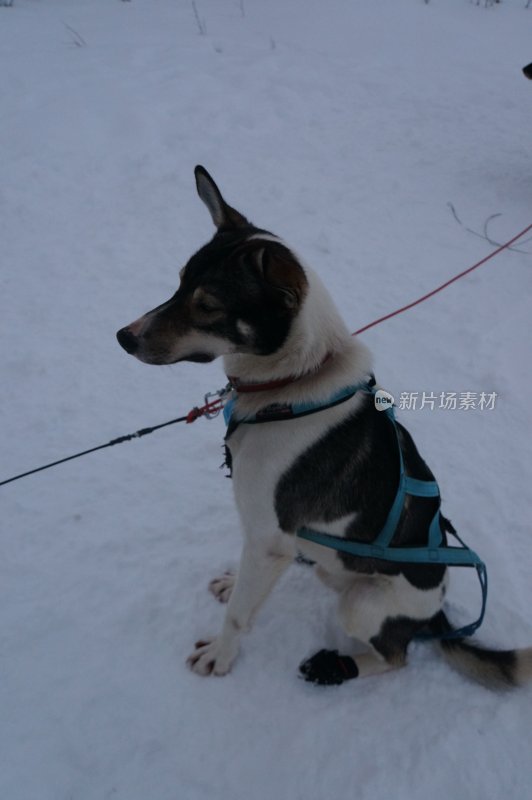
194;165;249;231
255;243;308;310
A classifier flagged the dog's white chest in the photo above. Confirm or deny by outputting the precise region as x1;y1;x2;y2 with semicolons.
226;395;363;547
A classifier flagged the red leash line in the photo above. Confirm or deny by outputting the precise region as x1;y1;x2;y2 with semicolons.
353;222;532;336
199;222;532;407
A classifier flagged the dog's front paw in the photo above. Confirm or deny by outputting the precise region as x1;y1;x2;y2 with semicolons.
186;637;238;677
208;571;235;604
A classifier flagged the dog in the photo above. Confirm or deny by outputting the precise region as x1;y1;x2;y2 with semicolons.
117;166;532;688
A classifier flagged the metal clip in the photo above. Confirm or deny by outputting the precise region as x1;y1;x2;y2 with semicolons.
203;384;232;420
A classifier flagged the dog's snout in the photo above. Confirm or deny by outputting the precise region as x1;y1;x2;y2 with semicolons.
116;327;139;355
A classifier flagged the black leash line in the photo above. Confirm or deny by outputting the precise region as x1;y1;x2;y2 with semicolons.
0;391;228;489
0;414;189;487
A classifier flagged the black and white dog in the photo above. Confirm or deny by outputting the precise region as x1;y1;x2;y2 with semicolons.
117;167;532;688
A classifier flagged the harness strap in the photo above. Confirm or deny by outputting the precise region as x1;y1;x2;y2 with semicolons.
372;404;441;549
297;526;488;640
296;527;482;566
223;379;374;431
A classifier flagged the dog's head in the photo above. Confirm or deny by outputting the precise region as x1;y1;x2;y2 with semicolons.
116;167;308;365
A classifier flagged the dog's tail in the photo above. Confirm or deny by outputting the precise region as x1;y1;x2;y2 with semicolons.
429;611;532;690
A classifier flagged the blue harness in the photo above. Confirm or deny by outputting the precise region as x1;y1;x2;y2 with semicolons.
224;380;488;640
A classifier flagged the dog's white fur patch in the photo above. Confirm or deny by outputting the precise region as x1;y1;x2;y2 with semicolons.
236;319;253;340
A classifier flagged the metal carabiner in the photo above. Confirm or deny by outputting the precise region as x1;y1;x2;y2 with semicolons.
203;383;232;419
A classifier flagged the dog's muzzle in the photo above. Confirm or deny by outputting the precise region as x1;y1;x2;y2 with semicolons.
116;327;139;355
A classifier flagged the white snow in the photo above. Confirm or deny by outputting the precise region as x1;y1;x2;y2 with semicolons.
1;1;531;798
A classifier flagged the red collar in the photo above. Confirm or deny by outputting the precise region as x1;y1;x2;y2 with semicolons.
228;354;331;394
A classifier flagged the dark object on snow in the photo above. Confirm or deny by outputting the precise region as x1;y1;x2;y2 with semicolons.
299;649;359;685
523;63;532;80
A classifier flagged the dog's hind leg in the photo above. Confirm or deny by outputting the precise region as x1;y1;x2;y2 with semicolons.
188;540;292;676
300;573;444;685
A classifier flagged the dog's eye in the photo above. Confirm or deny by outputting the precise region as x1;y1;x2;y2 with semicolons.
191;285;225;315
192;287;223;314
192;291;223;314
197;299;222;313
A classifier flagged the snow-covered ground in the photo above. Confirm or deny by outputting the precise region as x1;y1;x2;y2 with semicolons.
1;1;531;798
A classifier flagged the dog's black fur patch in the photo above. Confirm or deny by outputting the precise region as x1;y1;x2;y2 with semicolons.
370;615;432;665
299;649;359;685
275;394;447;590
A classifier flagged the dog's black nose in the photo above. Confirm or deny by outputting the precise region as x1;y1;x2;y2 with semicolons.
116;327;139;355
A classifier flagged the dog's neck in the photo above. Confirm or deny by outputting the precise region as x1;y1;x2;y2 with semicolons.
223;264;373;413
228;352;334;394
